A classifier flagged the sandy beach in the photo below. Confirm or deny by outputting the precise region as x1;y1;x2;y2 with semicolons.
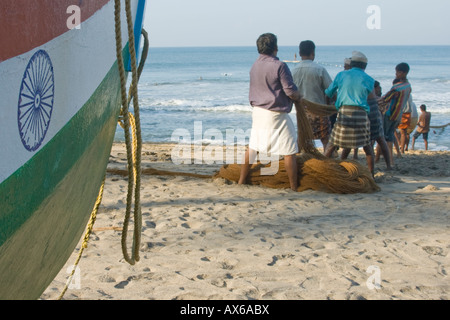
41;142;450;300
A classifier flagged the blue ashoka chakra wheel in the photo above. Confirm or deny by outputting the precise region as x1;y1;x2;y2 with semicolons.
17;50;55;152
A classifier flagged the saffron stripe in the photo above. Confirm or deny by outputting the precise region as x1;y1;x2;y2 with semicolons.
0;0;110;62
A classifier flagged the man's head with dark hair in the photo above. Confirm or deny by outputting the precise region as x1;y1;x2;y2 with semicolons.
257;33;278;56
396;62;410;74
420;104;427;111
395;62;410;81
374;80;382;96
299;40;315;57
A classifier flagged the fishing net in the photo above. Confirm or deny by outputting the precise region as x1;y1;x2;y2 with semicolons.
213;100;380;194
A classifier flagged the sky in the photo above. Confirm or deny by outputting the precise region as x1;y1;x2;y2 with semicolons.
143;0;450;47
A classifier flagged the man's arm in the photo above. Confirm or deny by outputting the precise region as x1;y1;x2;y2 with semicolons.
368;89;377;100
288;90;303;103
379;87;398;104
279;63;303;103
324;75;339;99
416;113;426;132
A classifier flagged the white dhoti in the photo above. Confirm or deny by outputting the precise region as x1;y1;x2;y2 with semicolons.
249;106;298;156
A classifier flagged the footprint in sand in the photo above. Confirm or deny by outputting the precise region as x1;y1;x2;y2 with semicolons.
438;265;447;276
220;259;238;270
181;222;190;229
301;242;326;250
144;221;156;229
211;279;227;288
114;276;134;289
267;254;295;266
142;242;165;252
422;246;444;256
196;274;208;280
98;274;116;283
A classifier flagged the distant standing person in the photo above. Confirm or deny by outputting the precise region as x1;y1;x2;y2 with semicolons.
404;95;418;151
292;40;333;152
344;57;352;70
397;94;415;153
412;104;431;150
374;80;382;98
324;51;376;176
239;33;302;191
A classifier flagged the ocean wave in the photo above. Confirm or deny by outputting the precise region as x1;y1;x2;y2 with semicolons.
140;99;251;113
430;78;450;84
144;80;206;87
411;95;450;113
140;75;248;87
200;104;251;113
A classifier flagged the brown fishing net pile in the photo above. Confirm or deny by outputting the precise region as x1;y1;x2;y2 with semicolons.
213;153;379;194
213;100;380;194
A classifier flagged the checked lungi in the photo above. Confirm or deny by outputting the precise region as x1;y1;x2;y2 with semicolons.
329;105;371;149
368;98;383;141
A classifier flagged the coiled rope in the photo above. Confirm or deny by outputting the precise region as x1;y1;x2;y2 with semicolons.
114;0;143;266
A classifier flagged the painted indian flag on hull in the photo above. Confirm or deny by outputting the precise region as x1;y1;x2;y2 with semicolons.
0;0;146;299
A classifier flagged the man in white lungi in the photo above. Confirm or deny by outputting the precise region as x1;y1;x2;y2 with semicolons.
239;33;302;191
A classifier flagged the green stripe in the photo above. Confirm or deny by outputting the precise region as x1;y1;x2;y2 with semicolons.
0;50;128;299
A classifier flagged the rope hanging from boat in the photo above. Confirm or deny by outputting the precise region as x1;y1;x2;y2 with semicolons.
114;0;144;266
58;177;106;300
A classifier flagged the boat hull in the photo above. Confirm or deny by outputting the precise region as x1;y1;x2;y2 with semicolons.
0;61;123;300
0;0;145;299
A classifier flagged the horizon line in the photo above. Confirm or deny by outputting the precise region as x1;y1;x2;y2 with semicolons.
148;44;450;49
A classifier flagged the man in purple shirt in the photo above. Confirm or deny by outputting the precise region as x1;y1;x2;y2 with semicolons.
239;33;302;191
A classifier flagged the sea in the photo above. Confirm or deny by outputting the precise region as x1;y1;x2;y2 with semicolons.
115;45;450;151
